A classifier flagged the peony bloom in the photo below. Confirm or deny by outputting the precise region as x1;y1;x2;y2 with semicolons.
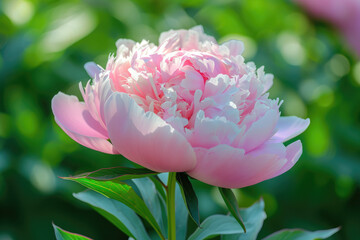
52;26;309;188
296;0;360;57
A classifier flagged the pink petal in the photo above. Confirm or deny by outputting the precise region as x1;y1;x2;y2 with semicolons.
186;111;241;148
187;143;288;188
52;92;115;154
262;73;274;94
80;81;101;127
271;116;310;142
52;92;108;138
191;25;216;43
99;78;114;126
104;92;196;172
221;40;244;57
273;140;303;177
181;66;204;90
236;109;279;152
55;118;116;154
158;25;216;51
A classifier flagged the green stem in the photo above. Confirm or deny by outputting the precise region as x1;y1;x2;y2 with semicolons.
166;172;176;240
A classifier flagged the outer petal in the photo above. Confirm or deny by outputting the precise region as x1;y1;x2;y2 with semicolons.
273;140;303;177
236;109;279;152
104;92;196;172
55;120;116;154
271;116;310;142
52;92;116;154
187;143;288;188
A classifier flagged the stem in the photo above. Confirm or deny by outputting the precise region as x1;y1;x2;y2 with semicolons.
166;172;176;240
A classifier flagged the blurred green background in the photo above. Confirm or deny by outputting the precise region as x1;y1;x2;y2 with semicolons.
1;0;360;239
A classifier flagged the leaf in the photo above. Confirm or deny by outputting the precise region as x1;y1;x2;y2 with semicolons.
219;188;246;232
150;175;167;200
221;199;266;240
188;215;244;240
263;227;340;240
73;190;151;240
133;177;167;235
53;224;92;240
64;176;165;239
176;172;200;226
63;166;158;181
175;182;188;240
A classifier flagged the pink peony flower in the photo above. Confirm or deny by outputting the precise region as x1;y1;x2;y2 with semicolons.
296;0;360;56
52;26;309;188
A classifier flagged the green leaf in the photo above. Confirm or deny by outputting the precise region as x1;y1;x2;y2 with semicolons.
176;172;200;226
175;181;188;240
133;177;167;235
219;188;246;232
263;227;340;240
73;190;151;240
63;166;158;181
221;199;266;240
53;224;92;240
64;176;165;240
150;175;167;200
188;215;244;240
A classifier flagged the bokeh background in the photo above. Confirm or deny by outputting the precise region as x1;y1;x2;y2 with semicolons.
1;0;360;239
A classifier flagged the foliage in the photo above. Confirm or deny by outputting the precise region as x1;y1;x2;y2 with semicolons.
57;170;338;239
